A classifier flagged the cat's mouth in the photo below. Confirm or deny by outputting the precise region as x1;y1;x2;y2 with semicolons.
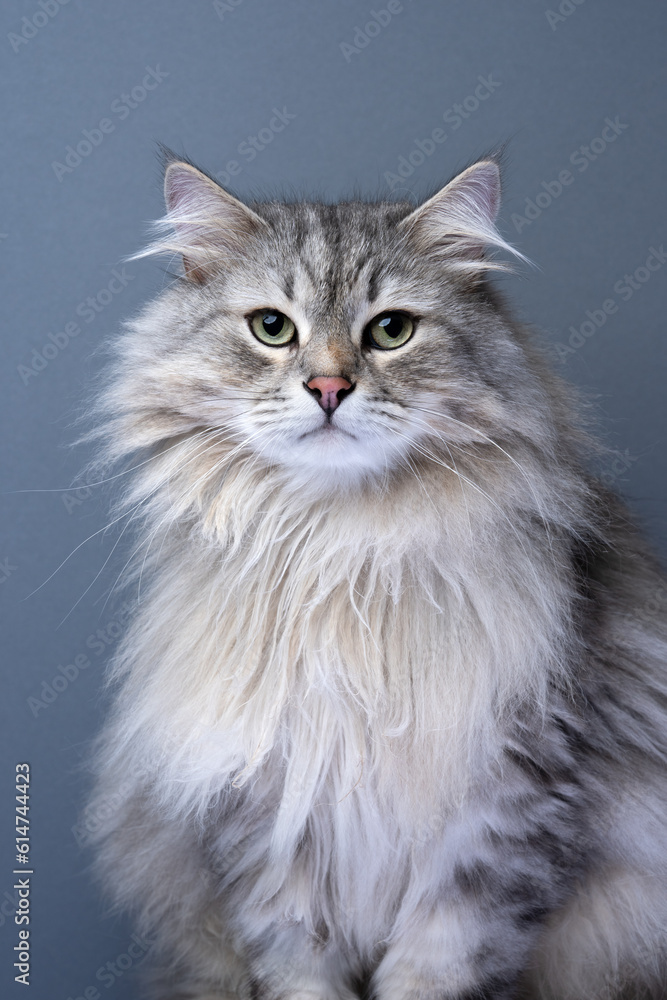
298;423;357;442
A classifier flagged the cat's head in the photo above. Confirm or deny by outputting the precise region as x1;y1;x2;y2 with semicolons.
108;157;557;500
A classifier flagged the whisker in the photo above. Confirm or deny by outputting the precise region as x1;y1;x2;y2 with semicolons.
134;426;270;603
370;417;440;516
389;429;532;560
437;436;476;568
40;427;230;614
407;405;563;560
398;453;439;516
4;425;225;495
120;428;240;605
63;429;234;624
23;491;156;602
99;426;240;610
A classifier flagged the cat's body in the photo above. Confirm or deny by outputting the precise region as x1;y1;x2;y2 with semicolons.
87;158;667;999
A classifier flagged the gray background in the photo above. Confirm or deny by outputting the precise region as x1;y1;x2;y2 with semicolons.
1;1;665;997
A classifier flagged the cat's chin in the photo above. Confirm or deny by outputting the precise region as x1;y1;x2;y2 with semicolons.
297;423;357;443
259;424;400;493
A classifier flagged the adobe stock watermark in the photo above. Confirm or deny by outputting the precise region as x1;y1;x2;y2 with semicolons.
0;557;18;584
383;75;501;191
27;601;134;717
0;887;19;929
61;471;98;516
635;584;667;628
17;266;134;385
8;0;72;54
213;106;296;186
64;931;155;1000
545;0;586;31
511;116;629;233
51;66;168;181
72;760;148;848
340;1;408;62
555;244;666;362
213;0;246;20
599;449;638;490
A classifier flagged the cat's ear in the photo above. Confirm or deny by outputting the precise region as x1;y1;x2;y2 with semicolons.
135;160;268;284
398;160;525;273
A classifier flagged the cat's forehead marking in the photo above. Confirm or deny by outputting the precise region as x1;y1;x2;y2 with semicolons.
366;266;381;304
288;258;380;340
272;202;398;296
291;249;391;312
281;271;295;301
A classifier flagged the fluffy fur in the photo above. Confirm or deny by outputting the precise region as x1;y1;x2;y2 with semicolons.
85;156;667;999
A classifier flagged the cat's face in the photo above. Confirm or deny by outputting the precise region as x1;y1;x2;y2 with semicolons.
129;160;537;494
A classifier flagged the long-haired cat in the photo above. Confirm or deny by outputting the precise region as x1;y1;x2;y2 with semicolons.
85;154;667;1000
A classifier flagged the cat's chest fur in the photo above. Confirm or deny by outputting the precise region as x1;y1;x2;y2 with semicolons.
117;483;571;883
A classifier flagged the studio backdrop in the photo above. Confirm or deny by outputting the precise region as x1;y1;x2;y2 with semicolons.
1;1;665;998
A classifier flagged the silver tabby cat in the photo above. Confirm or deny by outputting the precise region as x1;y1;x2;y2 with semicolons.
86;156;667;999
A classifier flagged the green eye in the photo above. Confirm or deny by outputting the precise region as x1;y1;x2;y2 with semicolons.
366;312;414;350
249;310;296;346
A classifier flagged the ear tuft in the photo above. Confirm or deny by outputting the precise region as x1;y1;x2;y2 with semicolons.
398;160;527;273
131;161;267;284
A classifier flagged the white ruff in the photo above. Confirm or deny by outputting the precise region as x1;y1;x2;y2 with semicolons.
99;442;573;876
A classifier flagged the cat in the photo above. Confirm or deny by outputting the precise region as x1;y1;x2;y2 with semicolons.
84;153;667;1000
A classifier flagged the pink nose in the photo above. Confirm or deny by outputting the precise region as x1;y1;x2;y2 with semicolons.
305;376;353;414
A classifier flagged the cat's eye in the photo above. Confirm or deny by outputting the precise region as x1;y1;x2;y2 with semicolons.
365;312;414;350
249;310;297;347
